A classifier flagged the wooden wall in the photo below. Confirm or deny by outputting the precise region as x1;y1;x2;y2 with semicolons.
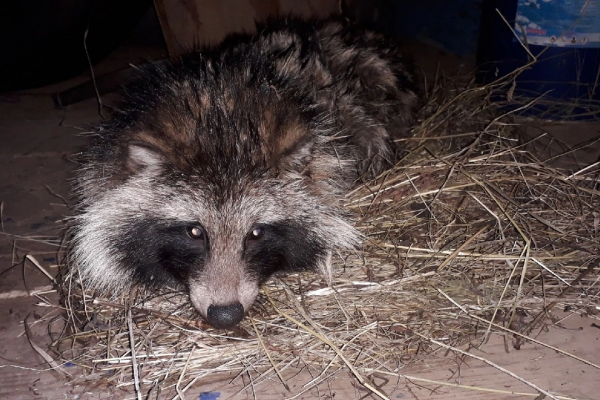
154;0;340;56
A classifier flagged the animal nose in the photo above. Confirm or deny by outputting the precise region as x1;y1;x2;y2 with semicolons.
206;303;245;329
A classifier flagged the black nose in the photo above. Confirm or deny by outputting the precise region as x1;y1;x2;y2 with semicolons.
206;303;245;329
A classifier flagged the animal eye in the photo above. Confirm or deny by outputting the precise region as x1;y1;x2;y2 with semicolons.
187;226;205;240
248;226;264;240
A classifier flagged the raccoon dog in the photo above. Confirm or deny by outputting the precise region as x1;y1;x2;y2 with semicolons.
71;18;418;329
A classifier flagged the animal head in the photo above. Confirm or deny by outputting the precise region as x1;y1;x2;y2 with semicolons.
71;52;359;329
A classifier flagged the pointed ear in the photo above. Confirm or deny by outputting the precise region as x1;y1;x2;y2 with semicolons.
127;140;164;172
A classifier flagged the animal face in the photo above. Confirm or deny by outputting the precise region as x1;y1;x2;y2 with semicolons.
72;138;358;328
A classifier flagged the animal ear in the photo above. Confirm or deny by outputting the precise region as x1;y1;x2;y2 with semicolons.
127;140;164;172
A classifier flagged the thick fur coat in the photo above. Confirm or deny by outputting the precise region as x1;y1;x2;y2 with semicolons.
70;18;418;329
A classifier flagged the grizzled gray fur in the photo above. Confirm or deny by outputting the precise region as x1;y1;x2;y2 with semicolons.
70;18;418;329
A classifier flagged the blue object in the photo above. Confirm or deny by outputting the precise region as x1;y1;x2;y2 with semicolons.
477;0;600;119
513;0;600;48
199;392;221;400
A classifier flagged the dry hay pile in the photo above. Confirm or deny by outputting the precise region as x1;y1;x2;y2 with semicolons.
50;74;600;399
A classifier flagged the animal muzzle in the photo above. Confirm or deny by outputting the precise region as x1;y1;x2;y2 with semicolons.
189;275;259;329
206;303;245;329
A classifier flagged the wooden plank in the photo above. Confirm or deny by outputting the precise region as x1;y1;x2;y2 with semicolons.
154;0;339;56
